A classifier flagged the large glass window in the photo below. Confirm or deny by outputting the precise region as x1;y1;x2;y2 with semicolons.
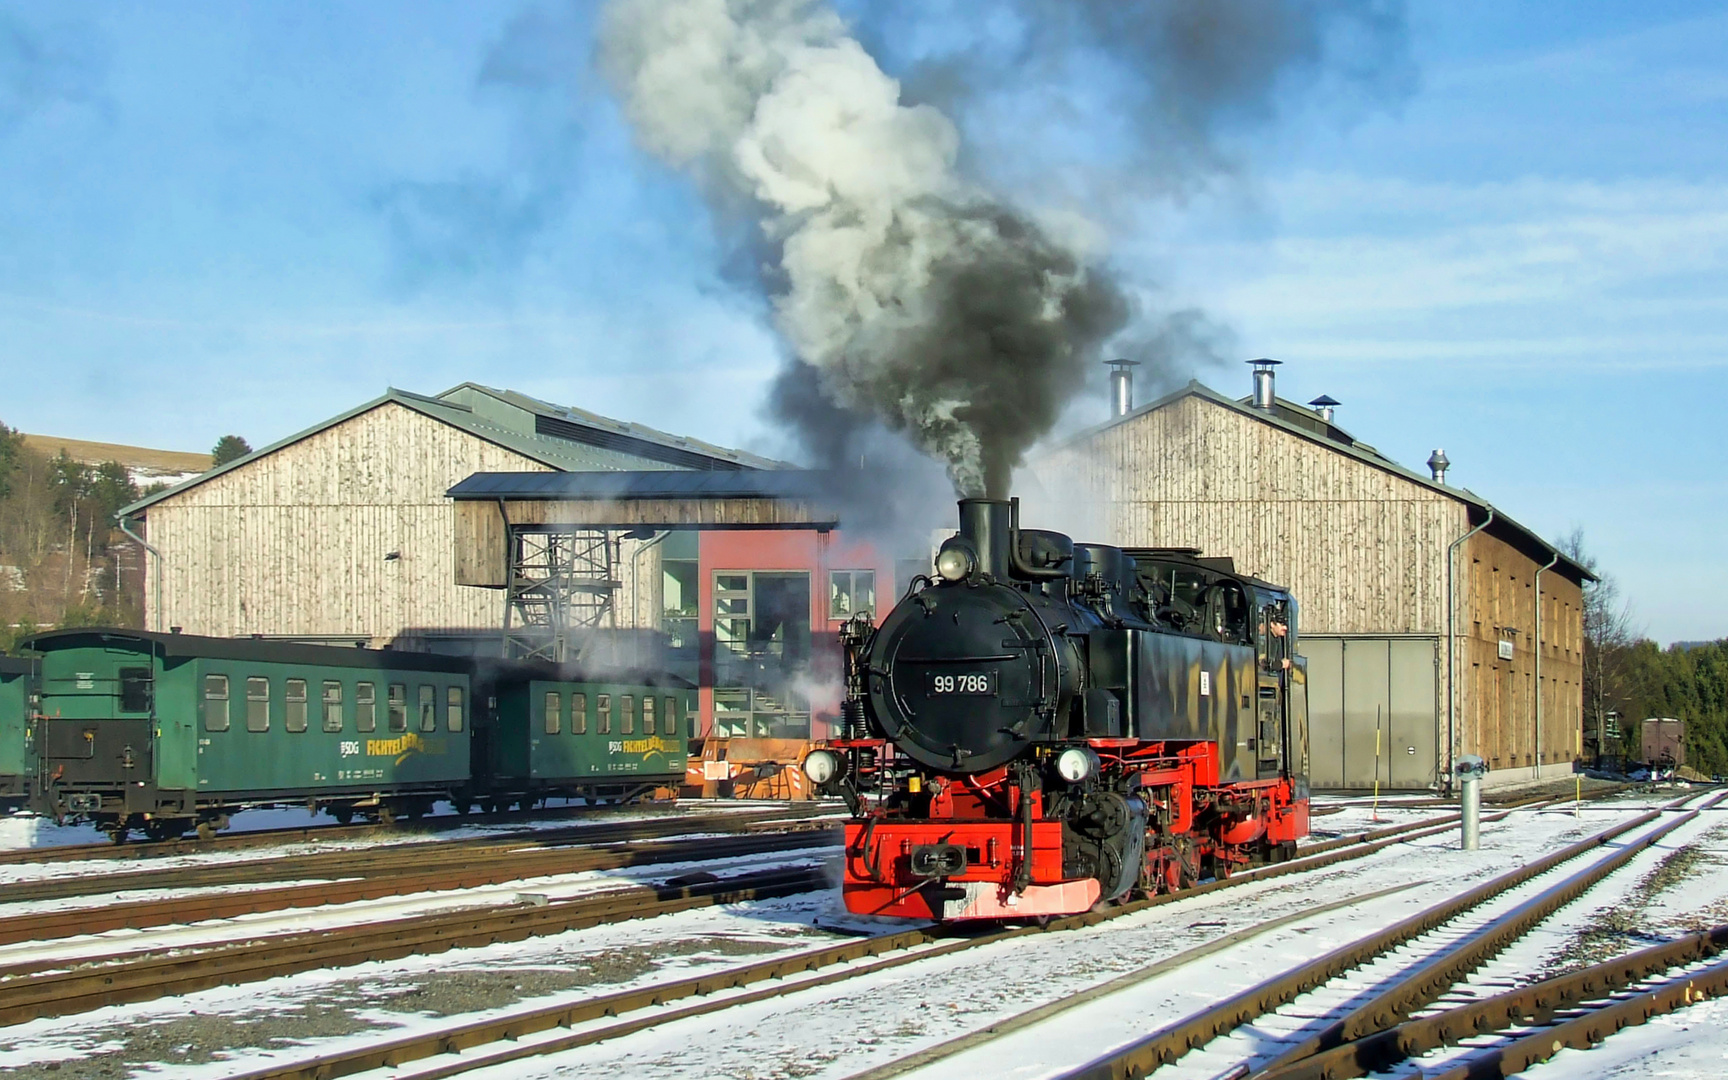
544;691;562;735
356;682;376;732
118;667;153;713
418;685;437;733
572;693;587;734
204;675;230;732
447;686;464;732
622;694;635;735
642;695;655;736
662;558;699;653
387;684;407;732
829;570;876;620
285;679;308;732
597;693;611;734
322;681;344;732
246;677;270;732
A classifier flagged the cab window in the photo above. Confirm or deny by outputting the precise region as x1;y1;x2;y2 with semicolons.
118;667;153;713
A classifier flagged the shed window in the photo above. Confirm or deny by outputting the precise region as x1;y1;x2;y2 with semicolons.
544;691;562;735
387;684;407;732
322;682;343;732
621;695;635;735
642;695;655;736
447;686;463;732
118;667;153;713
572;693;587;734
285;679;308;732
829;570;875;619
203;675;229;732
418;685;436;733
597;694;611;734
356;682;376;732
246;677;270;732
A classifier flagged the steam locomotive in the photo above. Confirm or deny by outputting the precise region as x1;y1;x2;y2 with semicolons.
804;498;1310;921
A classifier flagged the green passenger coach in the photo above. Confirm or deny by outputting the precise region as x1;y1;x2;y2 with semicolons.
28;629;472;840
0;656;36;807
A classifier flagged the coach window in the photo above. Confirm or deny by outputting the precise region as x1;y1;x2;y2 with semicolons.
246;677;270;733
418;685;437;733
572;693;587;734
203;675;230;732
356;682;376;732
387;684;407;732
118;667;153;713
544;691;561;735
622;695;635;734
642;695;655;736
597;694;611;734
322;682;343;732
447;687;464;732
667;697;682;739
285;679;309;733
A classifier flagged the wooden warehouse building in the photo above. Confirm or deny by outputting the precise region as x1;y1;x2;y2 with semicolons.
117;383;779;648
1033;362;1593;792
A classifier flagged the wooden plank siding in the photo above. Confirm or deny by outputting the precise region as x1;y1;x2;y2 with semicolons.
142;402;553;641
1033;391;1586;781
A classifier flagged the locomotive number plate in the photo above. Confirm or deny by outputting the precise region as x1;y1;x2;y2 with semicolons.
927;672;997;695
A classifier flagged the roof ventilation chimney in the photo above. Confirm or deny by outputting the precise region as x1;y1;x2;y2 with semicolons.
1308;395;1339;423
1248;358;1281;412
1106;359;1140;418
1427;449;1450;485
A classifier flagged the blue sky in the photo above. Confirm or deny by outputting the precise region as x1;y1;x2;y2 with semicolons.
1;2;1723;642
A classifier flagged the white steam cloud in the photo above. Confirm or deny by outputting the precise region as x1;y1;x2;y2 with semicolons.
598;0;1126;497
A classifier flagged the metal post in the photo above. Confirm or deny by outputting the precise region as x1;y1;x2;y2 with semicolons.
1533;551;1560;780
1457;754;1486;849
1445;509;1495;792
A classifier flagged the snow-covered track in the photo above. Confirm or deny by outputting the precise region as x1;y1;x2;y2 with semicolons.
1256;923;1728;1080
1056;791;1720;1080
0;864;827;1027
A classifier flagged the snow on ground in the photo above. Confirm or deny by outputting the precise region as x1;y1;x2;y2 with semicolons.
385;803;1662;1080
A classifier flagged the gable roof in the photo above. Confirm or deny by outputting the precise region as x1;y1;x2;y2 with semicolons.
1054;379;1596;584
119;384;783;518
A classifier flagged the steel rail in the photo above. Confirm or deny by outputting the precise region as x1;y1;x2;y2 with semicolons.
208;794;1564;1080
0;816;840;906
1055;798;1701;1080
1257;924;1728;1080
1244;790;1725;1079
0;828;840;947
0;866;828;1027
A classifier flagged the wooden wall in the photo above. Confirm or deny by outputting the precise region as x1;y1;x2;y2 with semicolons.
1035;395;1466;636
1457;528;1585;774
142;402;552;641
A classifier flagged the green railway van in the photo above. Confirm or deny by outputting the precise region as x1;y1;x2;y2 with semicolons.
0;656;36;807
28;629;472;840
476;663;690;808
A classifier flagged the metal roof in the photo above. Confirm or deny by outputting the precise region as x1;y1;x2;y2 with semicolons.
448;469;847;501
1054;379;1596;584
118;384;785;518
23;628;476;671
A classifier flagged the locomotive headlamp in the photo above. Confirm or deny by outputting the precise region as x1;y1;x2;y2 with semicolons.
802;749;843;786
1055;746;1099;783
935;540;976;582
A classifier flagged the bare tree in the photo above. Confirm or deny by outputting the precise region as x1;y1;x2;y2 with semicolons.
1556;528;1640;763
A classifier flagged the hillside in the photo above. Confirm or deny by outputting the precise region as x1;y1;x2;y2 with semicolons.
20;435;211;480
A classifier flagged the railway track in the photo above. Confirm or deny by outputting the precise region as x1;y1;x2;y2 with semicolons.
0;800;835;866
204;793;1578;1080
1050;790;1723;1080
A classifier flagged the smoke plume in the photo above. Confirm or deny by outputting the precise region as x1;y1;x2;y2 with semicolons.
598;0;1127;498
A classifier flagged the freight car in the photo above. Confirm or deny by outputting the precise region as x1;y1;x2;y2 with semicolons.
806;498;1309;921
26;629;688;841
0;656;34;808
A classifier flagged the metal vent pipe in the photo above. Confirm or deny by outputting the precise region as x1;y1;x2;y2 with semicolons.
1106;359;1140;418
1428;449;1450;484
1248;358;1281;411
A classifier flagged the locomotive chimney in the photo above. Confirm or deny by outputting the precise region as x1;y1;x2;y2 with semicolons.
957;499;1013;579
1248;358;1281;412
1106;358;1140;418
1427;448;1450;484
1308;395;1339;423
